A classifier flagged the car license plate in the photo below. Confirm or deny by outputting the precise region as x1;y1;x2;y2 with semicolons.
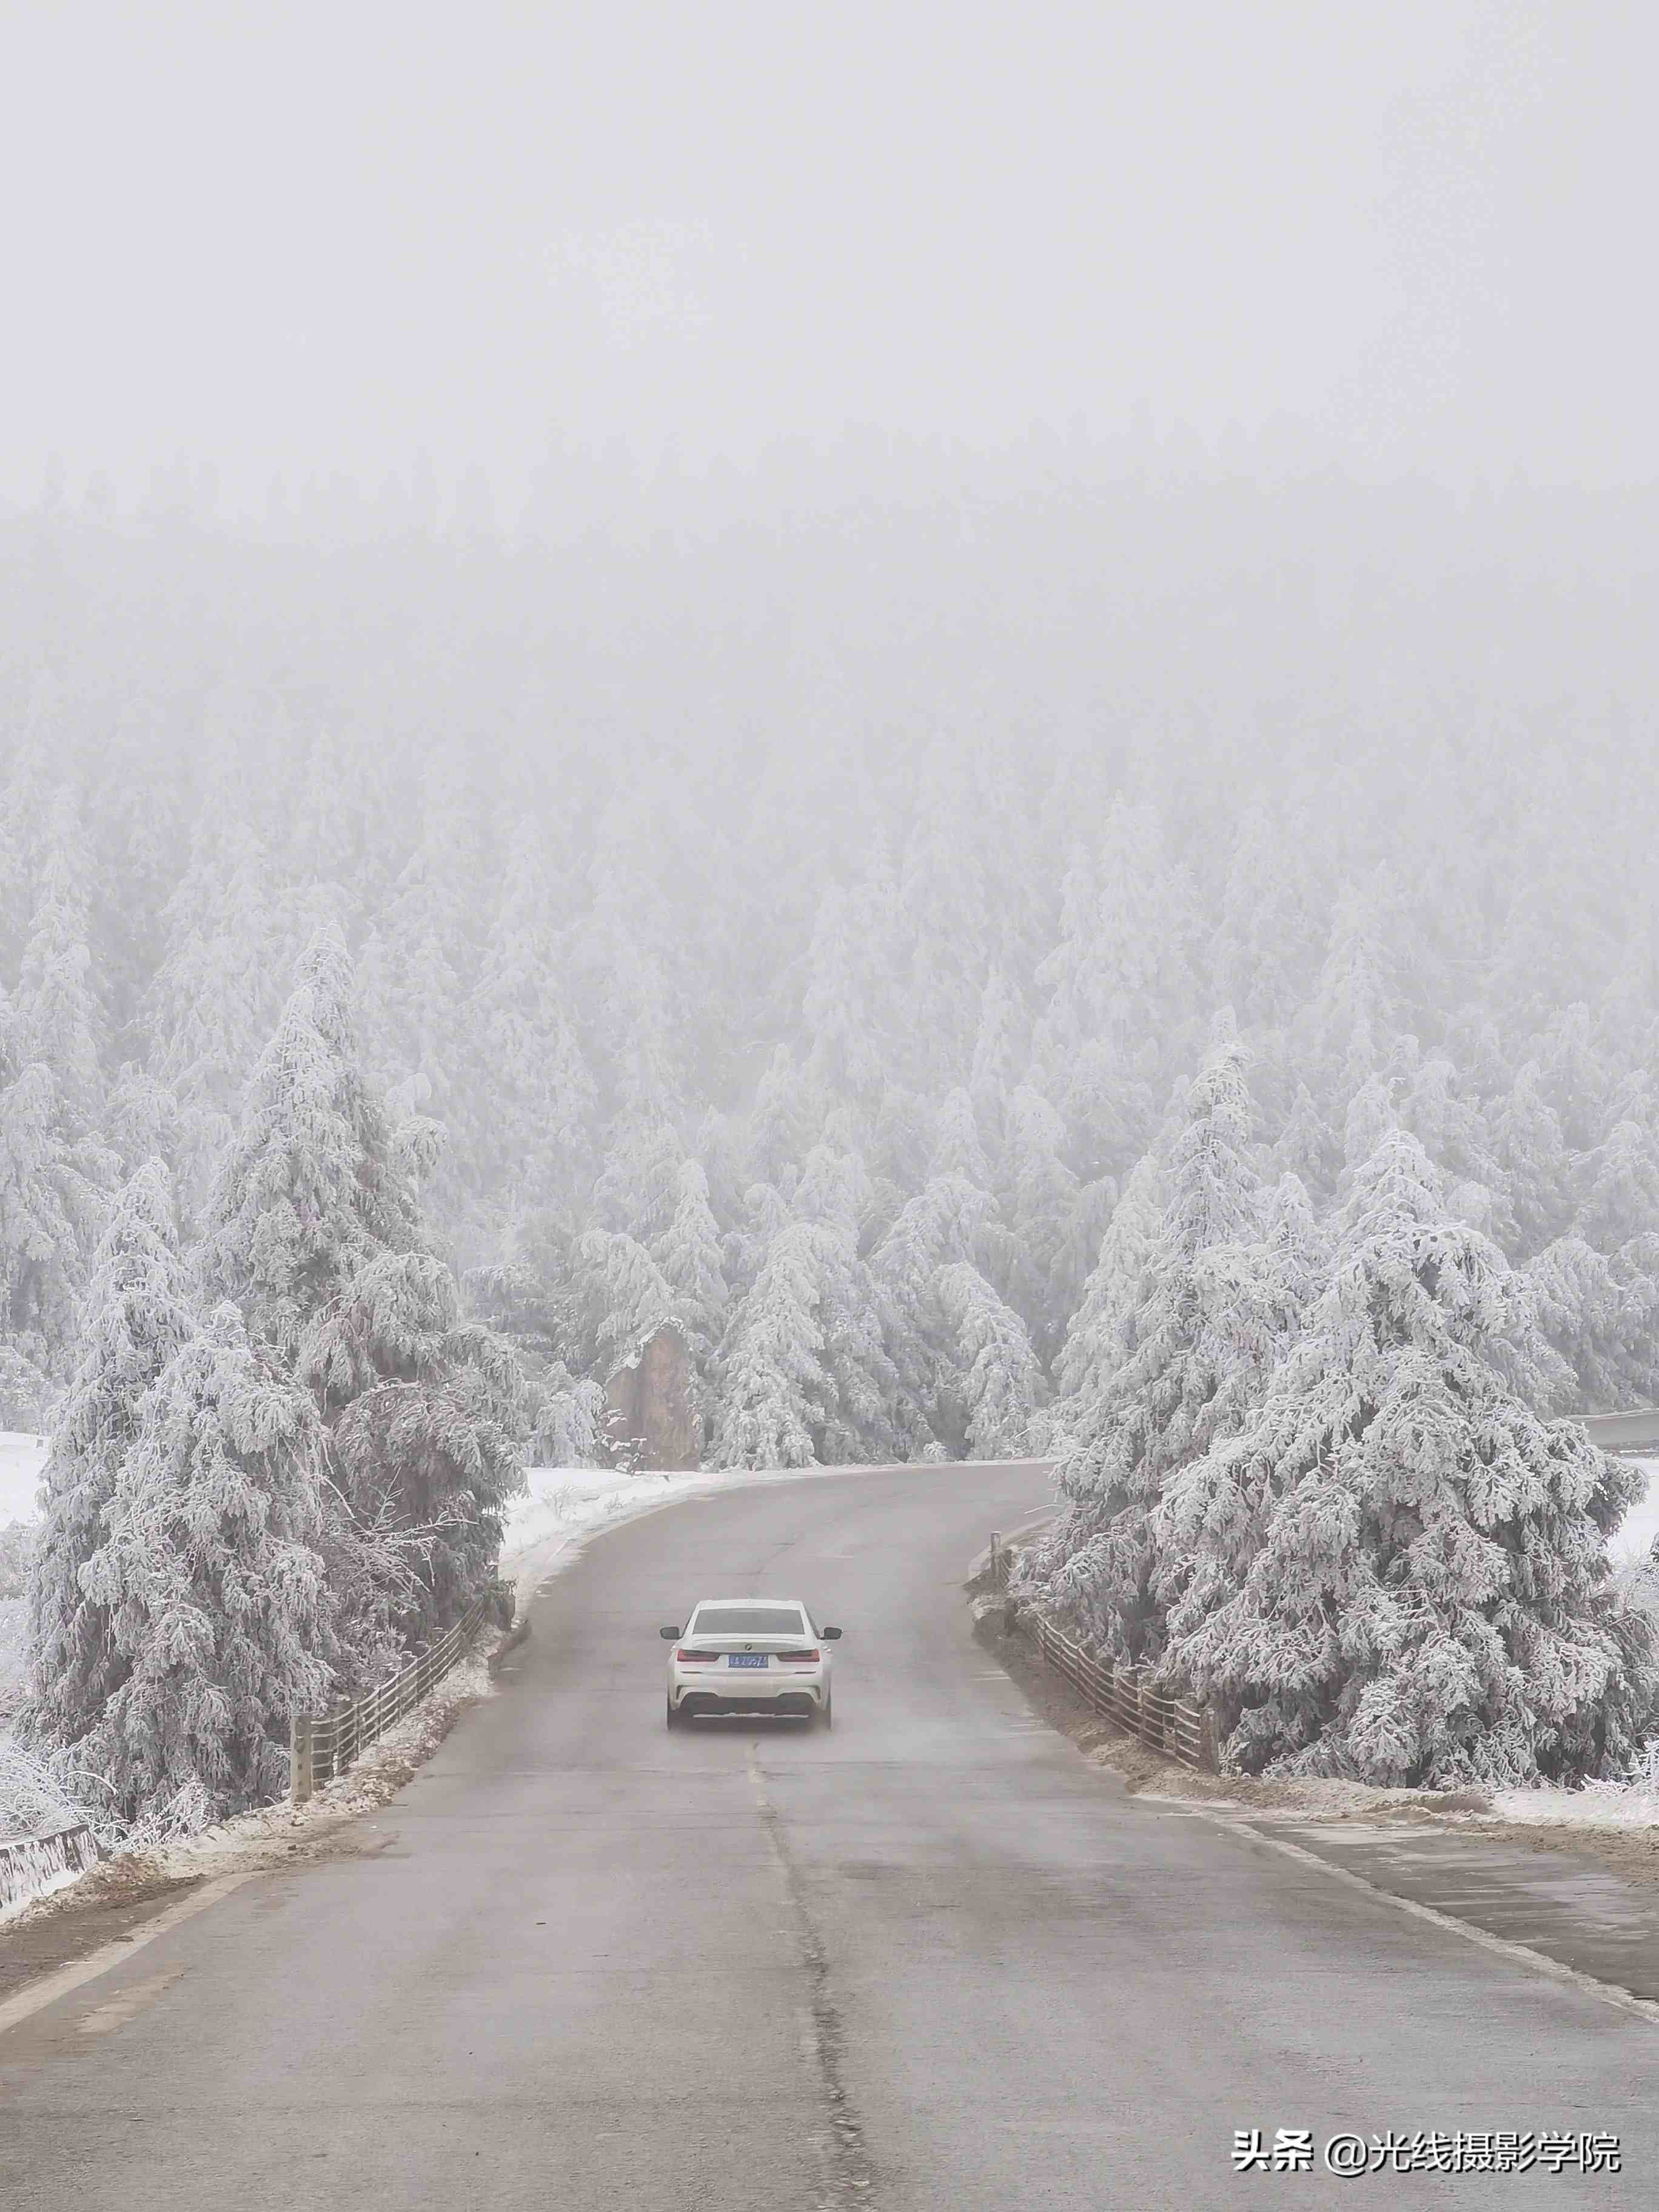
727;1653;768;1669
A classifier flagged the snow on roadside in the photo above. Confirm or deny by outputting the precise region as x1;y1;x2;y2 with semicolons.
0;1432;47;1527
497;1456;922;1609
1612;1457;1659;1564
1487;1780;1659;1830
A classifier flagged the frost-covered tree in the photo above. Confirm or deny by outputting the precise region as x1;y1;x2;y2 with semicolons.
711;1222;830;1468
933;1262;1047;1458
651;1159;730;1371
745;1044;816;1194
720;1179;796;1302
1526;1235;1644;1412
593;1110;684;1241
1054;1148;1165;1408
1572;1119;1659;1254
930;1086;993;1190
968;965;1022;1148
77;1305;342;1829
144;801;284;1213
712;1219;899;1468
1027;1017;1262;1663
1272;1081;1339;1201
199;925;424;1361
997;1084;1080;1353
1491;1061;1571;1259
1160;1130;1658;1787
0;1004;113;1373
28;1162;198;1752
315;1252;523;1640
574;1228;677;1373
203;925;522;1637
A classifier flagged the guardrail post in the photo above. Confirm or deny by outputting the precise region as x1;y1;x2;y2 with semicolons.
1198;1705;1221;1775
290;1714;313;1807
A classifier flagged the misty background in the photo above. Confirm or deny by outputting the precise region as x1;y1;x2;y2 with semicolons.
5;3;1655;514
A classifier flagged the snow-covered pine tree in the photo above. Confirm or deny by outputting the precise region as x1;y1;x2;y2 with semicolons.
650;1159;730;1372
1272;1081;1339;1200
791;1141;872;1247
710;1223;829;1469
28;1161;198;1753
712;1218;901;1469
76;1304;342;1829
573;1228;677;1375
1025;1014;1262;1665
968;965;1022;1151
933;1262;1047;1458
315;1252;524;1640
203;925;523;1640
1160;1128;1659;1788
0;999;113;1378
1526;1235;1642;1412
593;1111;685;1242
871;1173;1002;1452
143;800;283;1217
1490;1061;1571;1259
996;1084;1081;1356
930;1087;993;1190
1572;1118;1659;1255
198;925;422;1361
1152;1171;1327;1637
1053;1148;1165;1409
720;1179;796;1304
745;1045;816;1194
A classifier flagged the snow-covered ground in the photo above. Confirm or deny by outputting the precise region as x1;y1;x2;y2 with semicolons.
1612;1458;1659;1564
0;1432;47;1527
497;1457;917;1608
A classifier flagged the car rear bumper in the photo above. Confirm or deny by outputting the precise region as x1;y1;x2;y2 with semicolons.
671;1678;825;1717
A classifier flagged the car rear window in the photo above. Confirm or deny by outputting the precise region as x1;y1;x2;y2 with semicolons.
688;1607;808;1638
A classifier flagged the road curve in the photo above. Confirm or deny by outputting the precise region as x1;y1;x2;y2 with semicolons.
4;1463;1657;2210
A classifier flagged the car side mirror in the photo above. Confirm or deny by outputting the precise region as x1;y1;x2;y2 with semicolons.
821;1626;843;1640
660;1626;682;1640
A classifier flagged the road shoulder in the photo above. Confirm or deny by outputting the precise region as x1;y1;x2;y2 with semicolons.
970;1594;1659;2022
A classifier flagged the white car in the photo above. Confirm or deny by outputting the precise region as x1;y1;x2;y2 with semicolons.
661;1597;842;1728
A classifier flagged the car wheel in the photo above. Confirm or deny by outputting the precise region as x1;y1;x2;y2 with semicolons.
666;1696;681;1729
819;1692;833;1731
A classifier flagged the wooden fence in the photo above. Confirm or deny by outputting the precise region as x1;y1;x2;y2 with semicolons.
290;1578;513;1806
1;1823;99;1915
985;1531;1219;1774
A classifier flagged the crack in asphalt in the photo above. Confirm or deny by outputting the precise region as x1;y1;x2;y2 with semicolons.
747;1743;876;2208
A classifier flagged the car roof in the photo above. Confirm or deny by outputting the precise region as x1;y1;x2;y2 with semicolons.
690;1596;808;1611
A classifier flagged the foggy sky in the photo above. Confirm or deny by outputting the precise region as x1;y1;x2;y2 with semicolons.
5;2;1652;514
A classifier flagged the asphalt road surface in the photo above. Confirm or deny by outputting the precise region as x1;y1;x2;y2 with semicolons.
4;1463;1658;2210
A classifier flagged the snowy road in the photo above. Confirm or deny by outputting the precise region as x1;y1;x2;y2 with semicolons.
4;1463;1658;2208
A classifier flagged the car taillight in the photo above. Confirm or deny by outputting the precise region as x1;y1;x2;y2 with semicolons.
778;1648;820;1663
676;1647;719;1663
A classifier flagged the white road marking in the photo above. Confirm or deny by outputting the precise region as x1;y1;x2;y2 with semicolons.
0;1874;255;2042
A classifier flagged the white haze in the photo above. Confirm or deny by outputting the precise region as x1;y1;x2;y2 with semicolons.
2;3;1655;515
